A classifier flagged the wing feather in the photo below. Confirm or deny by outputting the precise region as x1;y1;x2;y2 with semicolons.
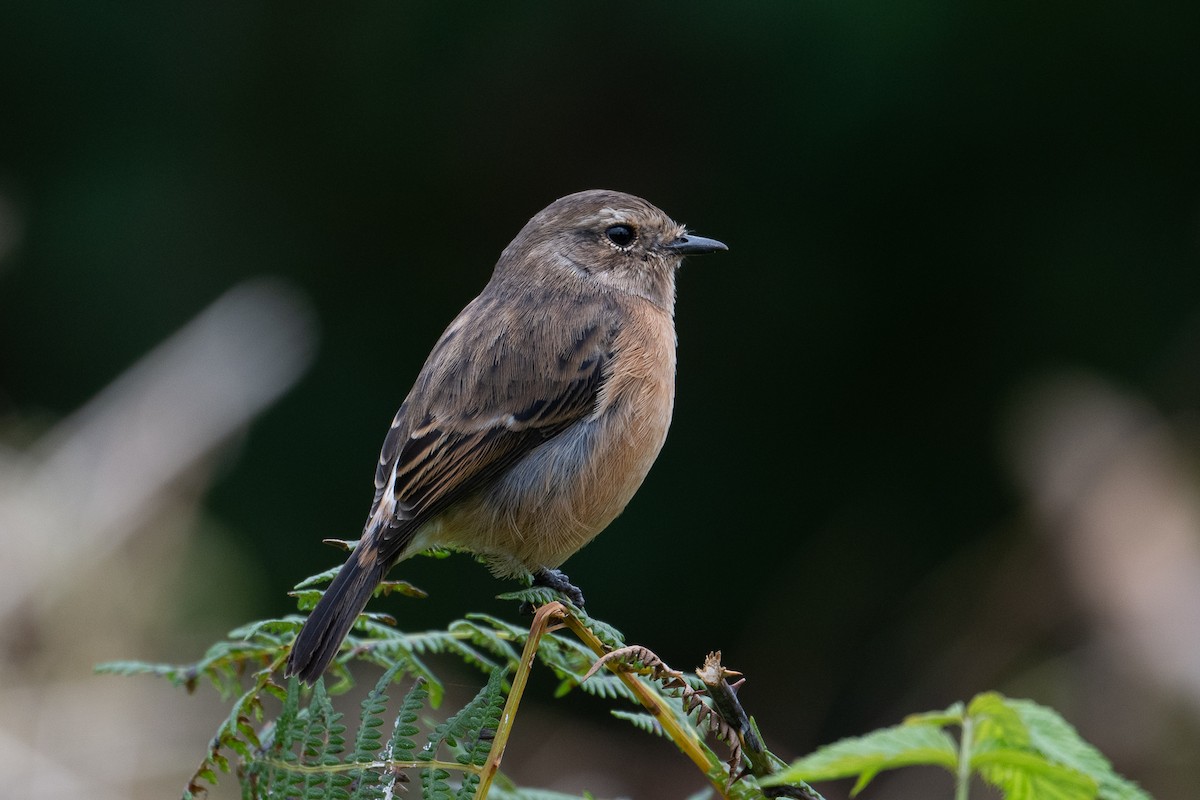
367;289;617;565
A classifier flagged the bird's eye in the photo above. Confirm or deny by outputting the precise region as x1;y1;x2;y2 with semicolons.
605;224;636;247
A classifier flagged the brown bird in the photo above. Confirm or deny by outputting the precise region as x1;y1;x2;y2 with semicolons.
285;189;726;683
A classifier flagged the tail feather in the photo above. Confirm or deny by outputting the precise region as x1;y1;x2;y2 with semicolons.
286;556;387;684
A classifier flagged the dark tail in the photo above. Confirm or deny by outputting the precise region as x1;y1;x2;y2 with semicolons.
286;555;387;684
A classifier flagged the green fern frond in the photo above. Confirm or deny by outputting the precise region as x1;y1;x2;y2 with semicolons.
293;564;344;589
420;668;505;774
569;612;624;651
346;664;404;799
97;611;298;703
533;634;606;684
453;669;508;800
556;671;638;703
289;588;331;612
276;682;306;799
102;557;1149;800
406;626;509;676
496;586;568;609
344;621;448;707
227;617;304;640
454;616;526;664
494;589;625;650
611;709;664;737
291;681;346;797
389;677;428;767
461;612;529;641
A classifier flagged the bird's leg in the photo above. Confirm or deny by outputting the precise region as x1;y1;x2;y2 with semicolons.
531;567;586;606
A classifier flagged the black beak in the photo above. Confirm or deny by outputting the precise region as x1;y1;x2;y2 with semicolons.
662;234;728;255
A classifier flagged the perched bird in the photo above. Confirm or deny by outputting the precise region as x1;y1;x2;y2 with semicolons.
285;189;726;683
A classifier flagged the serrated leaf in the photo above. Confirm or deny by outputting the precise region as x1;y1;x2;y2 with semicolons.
762;722;957;792
973;748;1097;800
969;691;1032;753
227;617;302;640
360;640;445;707
441;668;507;767
352;663;403;771
571;613;624;650
497;586;574;609
375;579;428;599
1009;699;1152;800
288;589;327;611
293;565;346;589
611;709;663;737
94;659;178;677
262;681;288;702
462;613;528;640
389;677;429;768
556;670;637;703
903;702;965;728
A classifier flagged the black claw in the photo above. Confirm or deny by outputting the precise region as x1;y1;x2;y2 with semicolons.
532;568;586;606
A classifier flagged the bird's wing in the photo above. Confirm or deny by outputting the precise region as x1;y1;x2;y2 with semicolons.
367;290;616;565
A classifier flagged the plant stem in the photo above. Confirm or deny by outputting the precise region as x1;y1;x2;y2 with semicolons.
475;601;560;797
478;601;733;799
956;715;974;800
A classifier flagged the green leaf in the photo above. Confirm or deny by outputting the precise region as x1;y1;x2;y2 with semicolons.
611;709;663;737
293;565;345;589
557;670;637;703
289;588;328;611
453;669;509;800
969;691;1032;753
386;676;429;782
903;701;965;729
94;659;179;677
375;579;428;599
345;665;403;799
227;617;302;639
958;694;1153;800
357;635;446;707
497;586;577;610
762;722;958;793
972;748;1097;800
1009;699;1152;800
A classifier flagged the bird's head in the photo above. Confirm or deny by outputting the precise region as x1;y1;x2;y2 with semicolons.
496;189;727;309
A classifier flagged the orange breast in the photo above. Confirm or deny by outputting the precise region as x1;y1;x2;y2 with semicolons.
432;301;678;574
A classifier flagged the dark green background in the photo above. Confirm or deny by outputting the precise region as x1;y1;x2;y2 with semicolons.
3;2;1198;796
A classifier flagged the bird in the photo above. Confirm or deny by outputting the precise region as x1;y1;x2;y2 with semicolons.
285;189;726;683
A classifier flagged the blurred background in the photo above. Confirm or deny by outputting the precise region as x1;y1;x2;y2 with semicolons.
2;2;1199;798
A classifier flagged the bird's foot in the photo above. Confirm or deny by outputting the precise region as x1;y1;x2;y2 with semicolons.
520;567;585;613
533;567;585;605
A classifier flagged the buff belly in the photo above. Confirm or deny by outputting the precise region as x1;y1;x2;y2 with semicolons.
424;390;668;574
408;302;678;577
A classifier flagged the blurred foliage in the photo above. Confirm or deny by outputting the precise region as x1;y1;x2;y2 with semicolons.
5;1;1200;796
